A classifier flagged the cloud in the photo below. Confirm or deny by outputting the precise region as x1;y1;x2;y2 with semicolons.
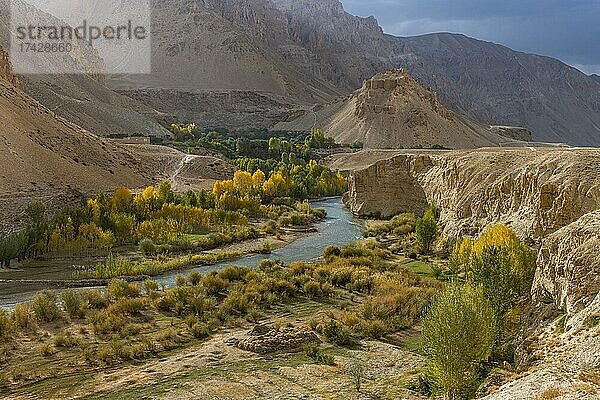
342;0;600;74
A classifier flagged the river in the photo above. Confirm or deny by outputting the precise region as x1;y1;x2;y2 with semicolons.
0;197;363;309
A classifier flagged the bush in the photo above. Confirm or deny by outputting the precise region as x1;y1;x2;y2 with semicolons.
302;281;322;299
304;343;336;366
88;309;126;335
107;279;140;300
39;342;56;356
30;290;61;323
53;331;79;348
415;205;438;255
82;289;109;309
360;319;387;339
142;279;159;295
0;309;12;340
61;289;85;318
187;271;202;286
423;285;496;400
11;304;36;331
189;323;211;339
322;319;352;346
323;245;341;259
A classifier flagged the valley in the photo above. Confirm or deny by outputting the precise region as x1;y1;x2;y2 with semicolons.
0;0;598;399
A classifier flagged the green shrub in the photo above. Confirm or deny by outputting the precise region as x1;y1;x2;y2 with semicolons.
39;342;56;356
323;245;341;259
11;304;36;331
423;285;496;400
0;309;12;340
107;279;140;300
142;279;159;295
113;298;146;316
189;323;211;339
302;281;321;299
360;319;387;339
304;343;336;366
30;290;61;323
53;331;79;348
139;238;157;256
322;319;352;346
88;309;126;335
187;271;202;286
61;289;85;318
82;289;109;309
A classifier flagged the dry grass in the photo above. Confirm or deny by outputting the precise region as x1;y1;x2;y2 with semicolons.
537;387;563;400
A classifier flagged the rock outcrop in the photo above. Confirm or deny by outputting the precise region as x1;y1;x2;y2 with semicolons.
0;48;20;90
230;325;320;354
340;148;600;239
279;70;516;149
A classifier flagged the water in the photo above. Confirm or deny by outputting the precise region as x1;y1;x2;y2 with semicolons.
0;198;363;308
154;197;364;287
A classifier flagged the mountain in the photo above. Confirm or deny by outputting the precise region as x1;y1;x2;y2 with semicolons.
0;47;229;234
114;0;599;145
277;70;519;149
0;0;171;138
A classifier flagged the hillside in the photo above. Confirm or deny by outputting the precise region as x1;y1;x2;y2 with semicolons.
0;0;171;138
277;70;520;149
0;48;230;233
113;0;600;145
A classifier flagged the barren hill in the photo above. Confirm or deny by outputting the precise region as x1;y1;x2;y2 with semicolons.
278;70;520;149
0;48;230;233
0;0;171;138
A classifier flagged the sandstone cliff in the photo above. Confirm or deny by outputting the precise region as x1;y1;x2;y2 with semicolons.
339;148;600;239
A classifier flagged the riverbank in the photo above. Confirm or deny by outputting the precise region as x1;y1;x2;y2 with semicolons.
0;198;363;308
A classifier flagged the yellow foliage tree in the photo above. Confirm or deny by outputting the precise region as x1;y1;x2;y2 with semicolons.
233;170;254;196
112;187;133;212
252;170;266;187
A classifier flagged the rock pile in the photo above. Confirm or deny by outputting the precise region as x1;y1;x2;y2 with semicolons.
231;325;320;354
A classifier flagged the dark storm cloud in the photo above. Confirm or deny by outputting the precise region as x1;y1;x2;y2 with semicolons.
342;0;600;75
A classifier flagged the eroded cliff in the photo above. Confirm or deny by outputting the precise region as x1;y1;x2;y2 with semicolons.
342;148;600;239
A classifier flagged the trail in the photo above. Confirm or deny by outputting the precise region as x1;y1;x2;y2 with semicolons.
170;154;198;186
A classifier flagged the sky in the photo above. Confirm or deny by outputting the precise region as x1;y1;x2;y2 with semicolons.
342;0;600;76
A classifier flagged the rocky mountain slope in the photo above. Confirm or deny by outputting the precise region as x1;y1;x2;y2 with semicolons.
0;48;229;233
109;0;600;145
337;148;600;240
0;0;171;138
277;70;521;149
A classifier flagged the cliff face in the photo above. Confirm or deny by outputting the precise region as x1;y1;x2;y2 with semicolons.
343;148;600;239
